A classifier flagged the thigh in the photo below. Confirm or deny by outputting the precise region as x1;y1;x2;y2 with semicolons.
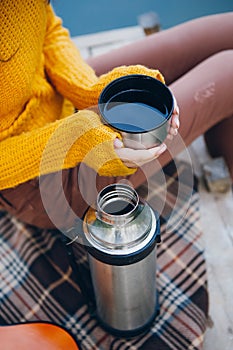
129;49;233;186
87;12;233;84
170;50;233;144
0;165;122;230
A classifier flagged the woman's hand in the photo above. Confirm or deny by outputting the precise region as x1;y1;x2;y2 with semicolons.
167;95;180;140
114;94;180;168
114;138;167;168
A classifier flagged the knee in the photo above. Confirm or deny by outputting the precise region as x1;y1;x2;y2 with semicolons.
210;49;233;68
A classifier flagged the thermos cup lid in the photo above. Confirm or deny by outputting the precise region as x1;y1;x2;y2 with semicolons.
98;74;174;134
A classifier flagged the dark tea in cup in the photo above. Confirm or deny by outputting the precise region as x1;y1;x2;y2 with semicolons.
98;74;174;149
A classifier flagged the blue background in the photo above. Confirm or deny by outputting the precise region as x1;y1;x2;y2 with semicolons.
52;0;233;36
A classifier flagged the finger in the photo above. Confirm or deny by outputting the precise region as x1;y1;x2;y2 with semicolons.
173;95;179;115
114;138;124;149
169;126;178;136
166;133;173;141
171;114;180;129
167;116;179;138
115;143;167;167
170;95;180;129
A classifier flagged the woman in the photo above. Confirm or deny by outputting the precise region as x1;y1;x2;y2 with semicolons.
0;2;232;230
0;0;178;230
1;3;231;348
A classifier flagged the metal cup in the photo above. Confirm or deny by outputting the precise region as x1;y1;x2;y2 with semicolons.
98;74;174;149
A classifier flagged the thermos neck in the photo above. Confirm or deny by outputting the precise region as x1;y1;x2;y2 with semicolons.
96;184;139;226
83;183;159;255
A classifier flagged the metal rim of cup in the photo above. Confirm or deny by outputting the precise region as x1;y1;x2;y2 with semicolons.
98;74;174;134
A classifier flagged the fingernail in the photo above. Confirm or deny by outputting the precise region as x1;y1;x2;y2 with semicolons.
174;115;180;129
114;138;123;148
167;134;173;140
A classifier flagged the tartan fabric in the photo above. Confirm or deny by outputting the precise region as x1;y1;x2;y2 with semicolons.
0;161;208;350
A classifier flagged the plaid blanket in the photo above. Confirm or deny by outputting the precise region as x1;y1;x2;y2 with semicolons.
0;161;208;349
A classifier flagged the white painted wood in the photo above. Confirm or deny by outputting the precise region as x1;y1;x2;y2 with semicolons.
72;25;144;50
90;39;140;57
72;26;144;60
77;47;90;60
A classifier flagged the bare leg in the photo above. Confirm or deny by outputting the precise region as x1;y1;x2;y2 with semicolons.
131;50;233;186
87;12;233;182
87;12;233;84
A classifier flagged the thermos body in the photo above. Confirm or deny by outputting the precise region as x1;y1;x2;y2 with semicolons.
88;248;157;333
83;184;160;336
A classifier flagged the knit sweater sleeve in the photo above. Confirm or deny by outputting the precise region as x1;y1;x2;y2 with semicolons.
0;5;165;191
0;110;135;190
44;5;165;109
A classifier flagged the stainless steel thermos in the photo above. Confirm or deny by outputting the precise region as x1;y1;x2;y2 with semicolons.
83;183;160;336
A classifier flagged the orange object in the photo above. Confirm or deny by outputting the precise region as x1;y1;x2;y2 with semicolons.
0;322;79;350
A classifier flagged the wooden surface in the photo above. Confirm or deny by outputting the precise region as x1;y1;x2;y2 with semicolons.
72;27;233;350
189;138;233;350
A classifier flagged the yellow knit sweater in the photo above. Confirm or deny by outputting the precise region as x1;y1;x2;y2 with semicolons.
0;0;164;190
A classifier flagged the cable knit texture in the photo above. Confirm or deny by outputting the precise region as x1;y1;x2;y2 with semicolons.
0;0;165;190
